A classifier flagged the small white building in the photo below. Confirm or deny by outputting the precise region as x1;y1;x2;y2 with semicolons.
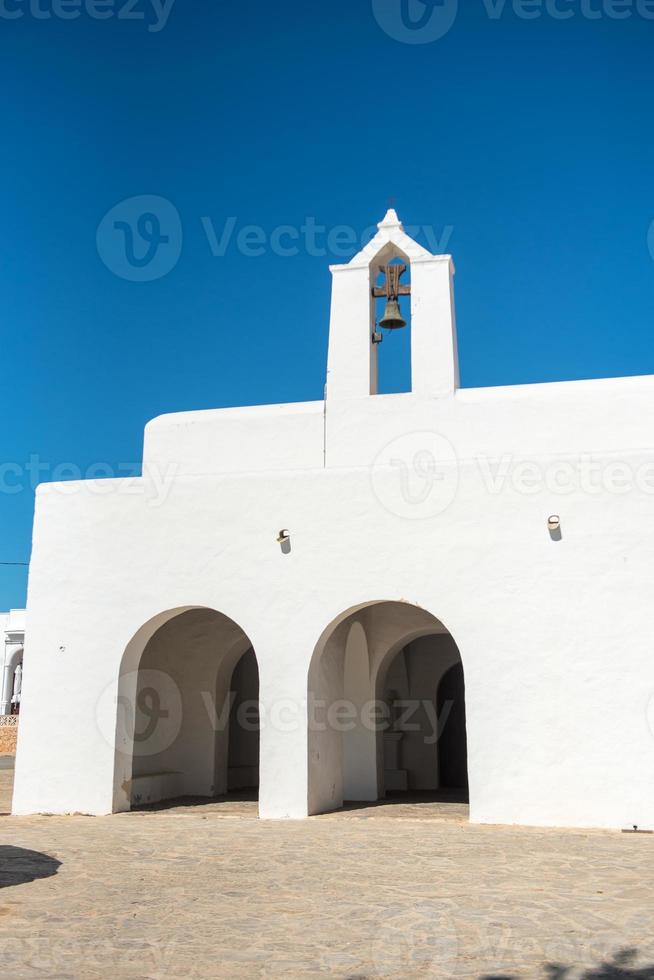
1;609;25;716
12;211;654;830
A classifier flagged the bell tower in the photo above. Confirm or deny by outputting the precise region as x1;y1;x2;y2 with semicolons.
325;210;459;400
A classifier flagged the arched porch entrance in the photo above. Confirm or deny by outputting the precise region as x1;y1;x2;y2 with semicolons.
1;645;23;717
113;607;259;812
308;601;468;816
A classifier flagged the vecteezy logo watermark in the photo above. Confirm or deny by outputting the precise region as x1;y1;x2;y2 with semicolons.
201;215;452;260
96;195;182;282
371;431;459;520
98;684;458;754
372;0;459;43
0;934;181;978
0;455;178;507
98;202;454;279
0;0;176;31
97;669;183;758
648;219;654;264
370;902;459;978
477;452;654;497
373;0;654;44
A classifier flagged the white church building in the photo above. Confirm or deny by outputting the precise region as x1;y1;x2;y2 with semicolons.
12;210;654;831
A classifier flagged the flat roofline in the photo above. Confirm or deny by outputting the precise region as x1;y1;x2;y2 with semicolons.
456;372;654;401
145;372;654;429
145;399;324;430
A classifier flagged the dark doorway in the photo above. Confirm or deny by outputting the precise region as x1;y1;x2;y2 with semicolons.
227;648;260;793
437;662;468;792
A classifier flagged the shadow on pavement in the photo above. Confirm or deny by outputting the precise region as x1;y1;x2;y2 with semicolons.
0;845;61;888
132;789;258;812
344;788;469;810
486;948;654;978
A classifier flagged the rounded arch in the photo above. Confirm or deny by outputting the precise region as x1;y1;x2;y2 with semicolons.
6;646;23;671
307;600;467;816
112;606;258;813
373;624;449;693
310;599;455;658
310;600;390;657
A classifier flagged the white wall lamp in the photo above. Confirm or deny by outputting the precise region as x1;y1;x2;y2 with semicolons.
548;515;562;541
277;529;291;555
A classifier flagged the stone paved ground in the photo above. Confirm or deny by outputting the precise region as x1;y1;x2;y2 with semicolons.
0;767;652;979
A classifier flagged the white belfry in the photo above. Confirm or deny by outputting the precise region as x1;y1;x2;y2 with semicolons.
326;209;458;400
12;212;654;832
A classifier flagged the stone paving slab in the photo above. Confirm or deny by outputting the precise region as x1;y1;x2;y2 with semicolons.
0;771;13;815
0;775;652;978
131;793;470;824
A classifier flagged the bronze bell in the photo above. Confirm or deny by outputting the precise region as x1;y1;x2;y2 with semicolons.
379;299;407;330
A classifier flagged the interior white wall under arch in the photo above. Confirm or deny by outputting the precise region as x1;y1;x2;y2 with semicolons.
378;634;463;793
307;601;461;816
113;607;254;813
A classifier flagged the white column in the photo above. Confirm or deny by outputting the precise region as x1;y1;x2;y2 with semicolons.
258;652;311;820
325;265;376;400
343;622;378;801
411;255;459;398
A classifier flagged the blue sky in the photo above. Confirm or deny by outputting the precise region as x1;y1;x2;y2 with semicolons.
2;0;654;608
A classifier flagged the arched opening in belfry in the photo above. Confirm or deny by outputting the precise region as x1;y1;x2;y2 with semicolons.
307;601;468;817
372;257;412;395
112;608;260;813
